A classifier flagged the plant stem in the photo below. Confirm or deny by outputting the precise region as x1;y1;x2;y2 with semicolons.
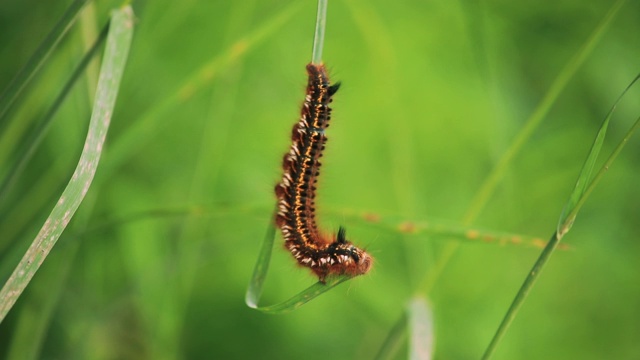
311;0;328;64
481;231;559;359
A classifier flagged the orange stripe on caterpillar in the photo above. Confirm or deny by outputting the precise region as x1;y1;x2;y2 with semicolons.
275;63;372;283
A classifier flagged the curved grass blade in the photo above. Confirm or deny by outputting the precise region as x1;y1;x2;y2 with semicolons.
5;237;81;360
0;0;90;123
245;221;277;308
245;215;351;314
558;73;640;237
408;297;434;360
0;5;134;324
0;22;110;212
482;76;640;359
249;276;350;314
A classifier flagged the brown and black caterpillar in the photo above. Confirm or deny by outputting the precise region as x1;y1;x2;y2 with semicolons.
275;63;372;282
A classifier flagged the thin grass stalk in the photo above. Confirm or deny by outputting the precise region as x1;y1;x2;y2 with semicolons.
480;231;559;360
374;314;408;360
311;0;328;64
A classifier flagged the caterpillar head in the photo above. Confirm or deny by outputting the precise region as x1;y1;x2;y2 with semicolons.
336;227;373;276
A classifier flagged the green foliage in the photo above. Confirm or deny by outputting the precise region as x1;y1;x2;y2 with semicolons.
1;0;639;359
482;74;640;360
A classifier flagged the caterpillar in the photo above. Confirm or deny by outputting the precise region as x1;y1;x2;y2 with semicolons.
275;63;373;283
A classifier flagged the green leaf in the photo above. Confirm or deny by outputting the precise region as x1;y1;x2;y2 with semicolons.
0;5;134;324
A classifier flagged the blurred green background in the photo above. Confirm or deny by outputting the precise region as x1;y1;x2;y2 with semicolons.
1;0;639;358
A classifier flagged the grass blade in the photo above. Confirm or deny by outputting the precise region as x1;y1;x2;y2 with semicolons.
336;209;558;249
558;73;640;236
566;114;640;229
482;75;640;359
0;5;134;324
248;276;350;314
5;239;82;360
245;220;277;308
408;297;434;360
375;298;435;360
480;231;558;360
0;0;90;123
311;0;327;64
245;215;352;314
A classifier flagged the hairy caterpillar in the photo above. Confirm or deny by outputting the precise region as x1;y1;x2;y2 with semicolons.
275;63;372;282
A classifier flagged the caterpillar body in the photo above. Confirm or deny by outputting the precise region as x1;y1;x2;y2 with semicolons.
275;63;372;282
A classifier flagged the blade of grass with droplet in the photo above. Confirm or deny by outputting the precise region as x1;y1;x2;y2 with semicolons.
482;74;640;360
0;5;134;324
0;0;90;123
408;297;434;360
